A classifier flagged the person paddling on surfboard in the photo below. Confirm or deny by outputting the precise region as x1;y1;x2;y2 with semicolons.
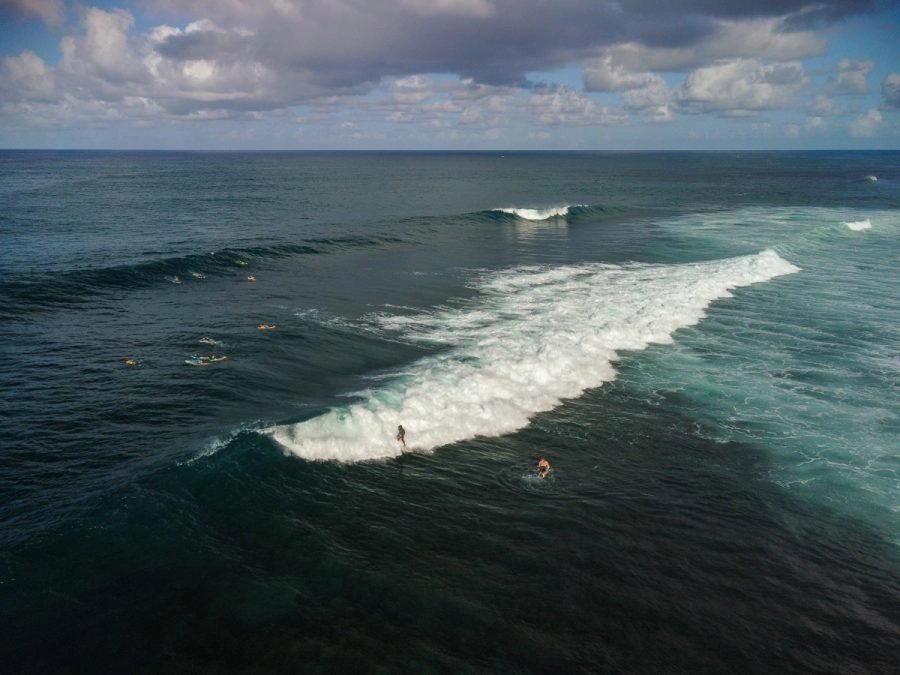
537;457;550;478
396;425;406;448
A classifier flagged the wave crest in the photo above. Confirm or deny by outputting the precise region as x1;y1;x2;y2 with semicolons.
845;219;872;231
494;205;581;220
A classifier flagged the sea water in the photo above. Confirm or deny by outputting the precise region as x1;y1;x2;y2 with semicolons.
1;151;898;672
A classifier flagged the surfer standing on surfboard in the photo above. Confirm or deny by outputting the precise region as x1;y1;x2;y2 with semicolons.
396;425;406;448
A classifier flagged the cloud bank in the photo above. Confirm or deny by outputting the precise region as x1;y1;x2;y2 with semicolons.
0;0;895;146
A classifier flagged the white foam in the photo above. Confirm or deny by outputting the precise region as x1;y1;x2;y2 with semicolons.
268;250;800;462
845;218;872;231
495;206;575;220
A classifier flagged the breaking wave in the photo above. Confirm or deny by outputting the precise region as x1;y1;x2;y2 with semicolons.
268;250;800;462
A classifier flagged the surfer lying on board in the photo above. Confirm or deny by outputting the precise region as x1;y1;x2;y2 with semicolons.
537;458;550;478
396;425;406;448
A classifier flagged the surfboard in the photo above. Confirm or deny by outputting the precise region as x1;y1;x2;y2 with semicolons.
185;355;226;365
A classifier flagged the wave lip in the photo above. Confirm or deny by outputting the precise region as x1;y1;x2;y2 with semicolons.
845;219;872;231
268;249;800;463
494;205;579;221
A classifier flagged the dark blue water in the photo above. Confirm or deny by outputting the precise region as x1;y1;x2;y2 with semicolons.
2;151;899;673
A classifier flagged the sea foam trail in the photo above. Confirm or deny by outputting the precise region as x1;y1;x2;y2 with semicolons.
268;250;800;462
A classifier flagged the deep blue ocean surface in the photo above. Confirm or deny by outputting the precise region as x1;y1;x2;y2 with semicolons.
1;150;899;673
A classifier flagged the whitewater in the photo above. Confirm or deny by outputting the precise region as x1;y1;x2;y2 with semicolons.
269;249;799;461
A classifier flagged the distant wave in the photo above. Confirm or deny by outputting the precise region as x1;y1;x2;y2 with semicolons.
845;219;872;231
492;205;586;221
0;235;399;316
864;175;877;182
268;249;800;463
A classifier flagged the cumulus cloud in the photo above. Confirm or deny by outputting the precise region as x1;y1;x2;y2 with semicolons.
675;59;809;116
0;0;892;139
390;76;434;105
1;50;57;102
142;0;865;90
584;56;659;92
882;73;900;110
807;94;840;116
804;115;827;130
591;16;824;78
59;8;148;87
850;108;881;136
0;0;65;28
826;58;875;95
527;86;627;126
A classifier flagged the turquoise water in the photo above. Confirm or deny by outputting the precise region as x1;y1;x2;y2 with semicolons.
1;151;898;672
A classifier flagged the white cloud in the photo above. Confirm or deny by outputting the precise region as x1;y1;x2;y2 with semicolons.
804;115;826;131
621;75;670;110
826;58;874;96
391;76;433;105
0;0;895;146
850;108;881;137
527;87;627;126
59;8;148;88
882;73;900;111
807;94;839;117
675;59;808;116
584;55;660;92
640;105;674;123
595;17;824;76
1;50;57;102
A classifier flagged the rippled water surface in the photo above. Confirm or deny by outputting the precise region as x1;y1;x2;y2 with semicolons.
2;151;899;673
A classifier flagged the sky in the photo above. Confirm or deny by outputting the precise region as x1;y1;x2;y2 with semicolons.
1;0;898;150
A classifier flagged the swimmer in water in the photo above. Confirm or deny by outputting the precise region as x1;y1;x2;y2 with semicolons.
537;457;550;478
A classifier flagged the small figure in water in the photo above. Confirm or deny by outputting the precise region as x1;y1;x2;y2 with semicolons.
396;425;406;448
537;457;550;478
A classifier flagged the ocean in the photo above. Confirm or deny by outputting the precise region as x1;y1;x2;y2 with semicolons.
1;150;898;673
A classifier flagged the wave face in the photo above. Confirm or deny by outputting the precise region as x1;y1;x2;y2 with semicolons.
0;237;396;316
268;250;799;461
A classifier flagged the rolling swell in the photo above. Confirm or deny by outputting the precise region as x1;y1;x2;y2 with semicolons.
0;234;401;317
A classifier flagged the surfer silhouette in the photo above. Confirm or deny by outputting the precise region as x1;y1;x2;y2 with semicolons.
396;425;406;448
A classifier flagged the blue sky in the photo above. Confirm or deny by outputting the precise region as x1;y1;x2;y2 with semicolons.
1;0;898;149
